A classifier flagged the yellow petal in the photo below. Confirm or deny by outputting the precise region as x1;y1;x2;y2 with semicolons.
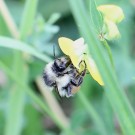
58;37;74;56
70;55;80;69
73;38;84;49
73;38;87;55
97;5;124;23
58;37;85;69
104;18;120;40
85;57;104;85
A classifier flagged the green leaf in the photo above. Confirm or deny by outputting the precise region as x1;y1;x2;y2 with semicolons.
0;36;51;63
5;80;26;135
47;13;61;24
89;0;103;33
0;15;10;36
19;0;38;40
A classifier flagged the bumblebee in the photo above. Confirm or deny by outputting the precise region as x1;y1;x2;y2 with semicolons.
43;57;86;97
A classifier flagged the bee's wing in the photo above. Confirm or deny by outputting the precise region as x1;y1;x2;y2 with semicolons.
71;86;80;94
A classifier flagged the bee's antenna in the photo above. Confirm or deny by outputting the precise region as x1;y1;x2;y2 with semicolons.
53;44;56;59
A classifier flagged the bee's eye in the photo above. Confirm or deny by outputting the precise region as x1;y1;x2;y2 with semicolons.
54;59;67;72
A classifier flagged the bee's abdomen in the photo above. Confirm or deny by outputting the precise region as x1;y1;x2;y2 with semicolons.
43;72;55;87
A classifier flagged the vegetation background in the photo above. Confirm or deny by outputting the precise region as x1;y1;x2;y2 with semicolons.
0;0;135;135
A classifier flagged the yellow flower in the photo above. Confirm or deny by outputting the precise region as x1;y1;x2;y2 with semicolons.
97;5;124;40
104;18;120;40
58;37;104;86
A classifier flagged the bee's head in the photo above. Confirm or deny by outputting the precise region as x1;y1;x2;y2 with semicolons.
54;57;70;72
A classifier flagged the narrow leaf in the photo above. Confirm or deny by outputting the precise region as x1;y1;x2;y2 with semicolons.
19;0;38;39
89;0;103;32
0;36;51;63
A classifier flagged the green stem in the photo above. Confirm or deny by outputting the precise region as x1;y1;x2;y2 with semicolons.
102;40;114;68
5;46;27;135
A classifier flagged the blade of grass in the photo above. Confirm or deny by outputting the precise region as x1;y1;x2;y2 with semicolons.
102;40;114;68
0;0;19;38
0;36;51;63
19;0;38;39
89;0;103;33
5;59;27;135
5;90;25;135
69;0;135;135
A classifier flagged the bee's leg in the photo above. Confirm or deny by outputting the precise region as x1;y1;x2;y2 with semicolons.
71;76;83;87
80;69;86;77
64;84;72;97
71;68;86;87
54;82;62;100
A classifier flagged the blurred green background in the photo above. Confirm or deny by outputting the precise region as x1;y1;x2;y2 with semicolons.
0;0;135;135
